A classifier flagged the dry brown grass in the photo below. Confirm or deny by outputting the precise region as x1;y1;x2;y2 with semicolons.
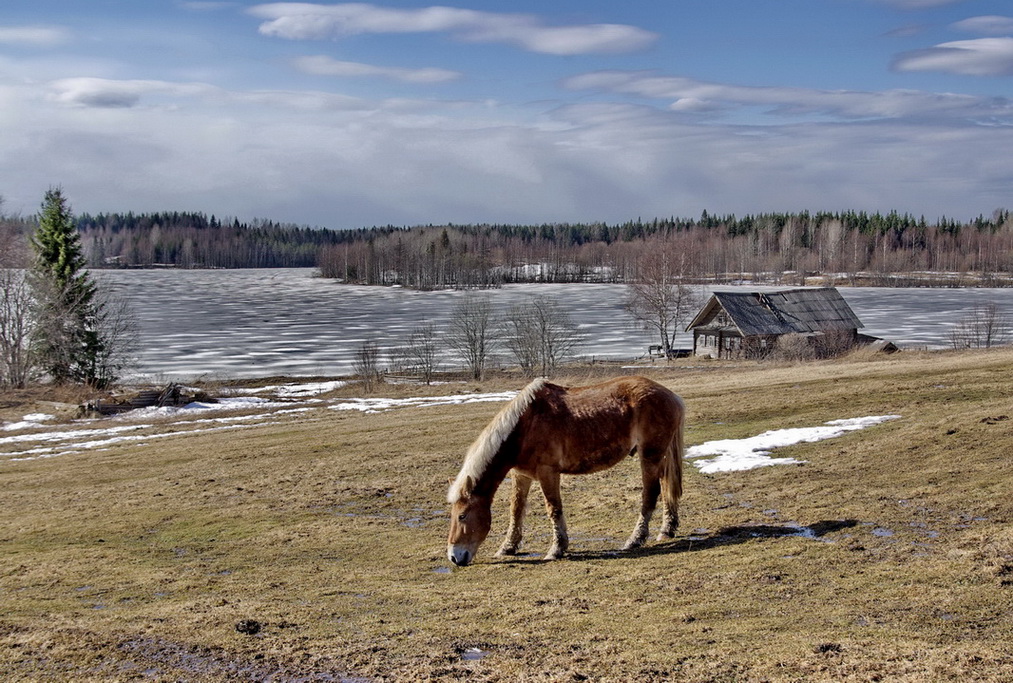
0;384;97;424
3;349;1013;680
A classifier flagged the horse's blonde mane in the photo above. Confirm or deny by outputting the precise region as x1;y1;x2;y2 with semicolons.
447;377;547;503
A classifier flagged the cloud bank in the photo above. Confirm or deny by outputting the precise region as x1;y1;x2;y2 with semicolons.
0;57;1003;228
563;70;1013;123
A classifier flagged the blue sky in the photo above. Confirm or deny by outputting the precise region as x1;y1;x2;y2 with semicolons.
2;0;1012;229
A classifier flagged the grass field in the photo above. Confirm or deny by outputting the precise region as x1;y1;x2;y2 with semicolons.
2;349;1013;681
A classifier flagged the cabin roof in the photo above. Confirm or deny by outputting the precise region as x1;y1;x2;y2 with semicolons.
686;287;864;337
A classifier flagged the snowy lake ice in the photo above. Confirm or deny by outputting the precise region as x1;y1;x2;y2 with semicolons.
92;268;1013;381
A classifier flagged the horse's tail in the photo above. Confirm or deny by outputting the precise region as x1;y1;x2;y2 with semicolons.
659;395;685;519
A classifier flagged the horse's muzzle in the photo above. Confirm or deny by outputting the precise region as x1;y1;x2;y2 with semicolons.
448;547;471;566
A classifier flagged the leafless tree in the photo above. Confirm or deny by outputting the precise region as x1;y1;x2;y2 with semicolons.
88;287;139;388
446;294;495;380
504;295;581;377
949;302;1010;350
392;324;439;384
623;250;699;356
353;340;384;392
1;197;27;261
503;304;541;376
0;268;35;387
1;203;35;387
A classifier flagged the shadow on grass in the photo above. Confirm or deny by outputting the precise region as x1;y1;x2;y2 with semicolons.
503;519;860;564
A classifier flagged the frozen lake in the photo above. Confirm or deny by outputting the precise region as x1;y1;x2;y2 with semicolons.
93;268;1012;380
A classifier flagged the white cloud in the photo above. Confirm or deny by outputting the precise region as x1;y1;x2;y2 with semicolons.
247;2;656;55
872;0;968;8
46;76;380;112
227;88;370;111
293;55;461;83
49;77;215;108
562;70;1013;123
0;25;70;46
250;3;483;37
893;37;1013;76
179;1;238;9
952;15;1013;36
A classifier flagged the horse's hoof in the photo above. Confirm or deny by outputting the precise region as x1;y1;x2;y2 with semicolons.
544;546;566;560
656;532;675;542
495;546;518;557
621;540;643;552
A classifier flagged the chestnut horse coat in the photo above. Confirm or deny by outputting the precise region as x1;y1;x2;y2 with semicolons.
447;375;684;564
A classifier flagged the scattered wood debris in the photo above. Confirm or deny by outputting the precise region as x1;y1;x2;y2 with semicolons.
82;383;212;416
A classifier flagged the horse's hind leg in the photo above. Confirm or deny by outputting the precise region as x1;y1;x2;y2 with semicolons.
657;423;684;541
623;457;661;551
657;506;679;541
655;450;679;540
496;473;533;557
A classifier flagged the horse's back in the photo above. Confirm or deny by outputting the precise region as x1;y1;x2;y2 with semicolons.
567;375;681;414
518;376;682;474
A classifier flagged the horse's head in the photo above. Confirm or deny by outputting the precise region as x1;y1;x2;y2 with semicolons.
446;476;492;567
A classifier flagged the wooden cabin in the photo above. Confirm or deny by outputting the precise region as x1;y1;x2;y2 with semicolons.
686;287;864;359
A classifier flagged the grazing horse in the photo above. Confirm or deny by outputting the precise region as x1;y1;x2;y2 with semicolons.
447;375;685;566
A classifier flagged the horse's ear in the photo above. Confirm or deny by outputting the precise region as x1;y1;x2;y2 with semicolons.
461;475;475;497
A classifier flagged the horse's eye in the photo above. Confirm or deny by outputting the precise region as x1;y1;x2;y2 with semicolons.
458;513;467;522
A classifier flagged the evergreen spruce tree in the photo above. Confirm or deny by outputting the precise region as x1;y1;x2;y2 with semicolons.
30;187;106;385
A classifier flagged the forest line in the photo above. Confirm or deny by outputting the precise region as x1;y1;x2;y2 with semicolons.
5;207;1013;287
321;209;1013;288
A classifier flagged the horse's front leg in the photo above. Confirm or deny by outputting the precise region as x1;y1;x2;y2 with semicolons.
496;472;533;557
539;471;568;560
623;459;661;551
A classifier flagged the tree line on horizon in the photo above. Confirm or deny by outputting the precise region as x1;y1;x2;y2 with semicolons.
74;211;345;268
317;209;1013;288
4;206;1013;286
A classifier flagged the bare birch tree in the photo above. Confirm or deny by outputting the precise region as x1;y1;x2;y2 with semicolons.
353;339;384;392
623;250;699;356
1;202;35;387
504;295;581;377
446;294;495;380
949;302;1010;349
392;324;439;384
502;304;540;376
0;269;34;387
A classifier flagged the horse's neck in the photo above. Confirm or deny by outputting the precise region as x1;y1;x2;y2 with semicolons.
471;434;519;499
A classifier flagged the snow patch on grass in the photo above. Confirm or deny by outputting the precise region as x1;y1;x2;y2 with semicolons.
687;415;902;473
